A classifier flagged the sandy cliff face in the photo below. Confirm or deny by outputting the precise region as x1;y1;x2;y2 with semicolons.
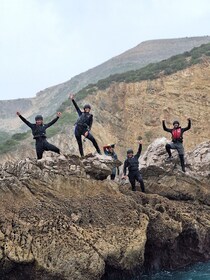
85;60;210;157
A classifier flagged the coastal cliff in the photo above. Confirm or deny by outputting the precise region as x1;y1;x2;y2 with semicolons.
0;140;209;279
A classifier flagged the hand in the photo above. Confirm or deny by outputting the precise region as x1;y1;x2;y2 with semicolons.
57;112;62;117
16;112;20;116
69;94;74;100
84;131;89;137
122;175;127;180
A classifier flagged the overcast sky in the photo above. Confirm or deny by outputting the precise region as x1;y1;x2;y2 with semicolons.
0;0;210;100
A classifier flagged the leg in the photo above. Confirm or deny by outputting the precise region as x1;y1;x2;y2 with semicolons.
110;174;116;180
75;130;84;156
36;140;44;159
179;155;185;172
136;172;145;193
128;173;136;191
177;143;185;172
44;141;60;154
86;132;101;154
165;143;172;157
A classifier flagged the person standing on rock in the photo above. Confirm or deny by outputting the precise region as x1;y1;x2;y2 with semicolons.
69;94;101;157
122;140;145;192
16;112;62;159
103;144;119;180
162;118;191;172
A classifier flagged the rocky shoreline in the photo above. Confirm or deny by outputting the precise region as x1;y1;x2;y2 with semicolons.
0;140;209;280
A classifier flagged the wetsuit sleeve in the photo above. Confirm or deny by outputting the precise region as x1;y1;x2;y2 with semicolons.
135;144;142;159
19;115;33;129
123;159;128;176
182;119;191;132
162;120;172;133
72;99;82;116
89;115;93;130
45;117;59;128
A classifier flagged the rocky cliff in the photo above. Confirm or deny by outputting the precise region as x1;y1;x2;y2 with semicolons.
0;140;209;280
1;56;210;164
1;36;210;133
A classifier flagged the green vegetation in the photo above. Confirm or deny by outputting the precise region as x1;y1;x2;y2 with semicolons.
0;130;11;143
47;111;77;138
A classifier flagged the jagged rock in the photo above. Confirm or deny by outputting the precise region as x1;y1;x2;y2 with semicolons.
0;153;121;184
185;140;210;179
0;147;209;280
139;138;210;204
81;153;121;180
140;137;210;179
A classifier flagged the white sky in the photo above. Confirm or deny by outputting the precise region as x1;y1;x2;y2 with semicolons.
0;0;210;100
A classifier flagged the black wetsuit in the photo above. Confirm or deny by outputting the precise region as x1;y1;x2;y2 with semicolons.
123;144;145;192
19;115;60;159
162;119;191;171
72;99;101;156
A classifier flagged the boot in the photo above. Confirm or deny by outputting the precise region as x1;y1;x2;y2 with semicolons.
165;144;173;161
179;154;185;172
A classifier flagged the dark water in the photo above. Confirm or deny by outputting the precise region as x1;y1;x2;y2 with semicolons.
140;262;210;280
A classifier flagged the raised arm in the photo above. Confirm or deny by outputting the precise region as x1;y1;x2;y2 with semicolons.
69;94;82;116
162;120;172;133
16;112;33;129
45;112;61;128
135;141;142;159
182;118;191;132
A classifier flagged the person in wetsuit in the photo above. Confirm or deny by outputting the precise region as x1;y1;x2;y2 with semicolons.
122;140;145;192
103;144;119;180
69;94;101;157
16;112;61;159
162;118;191;172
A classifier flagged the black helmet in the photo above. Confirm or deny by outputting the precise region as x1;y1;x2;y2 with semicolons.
84;104;91;110
35;115;43;121
173;120;180;126
127;149;134;154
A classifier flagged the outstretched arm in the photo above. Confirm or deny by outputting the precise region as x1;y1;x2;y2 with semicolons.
69;94;82;116
162;120;172;132
182;118;191;132
45;112;61;128
16;112;33;129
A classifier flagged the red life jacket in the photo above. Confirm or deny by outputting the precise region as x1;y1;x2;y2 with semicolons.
172;128;182;140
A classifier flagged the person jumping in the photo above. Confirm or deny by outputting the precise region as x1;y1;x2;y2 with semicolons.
17;112;61;159
69;94;101;157
122;140;145;192
162;118;191;172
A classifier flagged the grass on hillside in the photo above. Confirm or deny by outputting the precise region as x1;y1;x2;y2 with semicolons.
75;42;210;97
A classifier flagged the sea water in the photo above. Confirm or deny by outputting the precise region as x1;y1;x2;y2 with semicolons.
140;262;210;280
